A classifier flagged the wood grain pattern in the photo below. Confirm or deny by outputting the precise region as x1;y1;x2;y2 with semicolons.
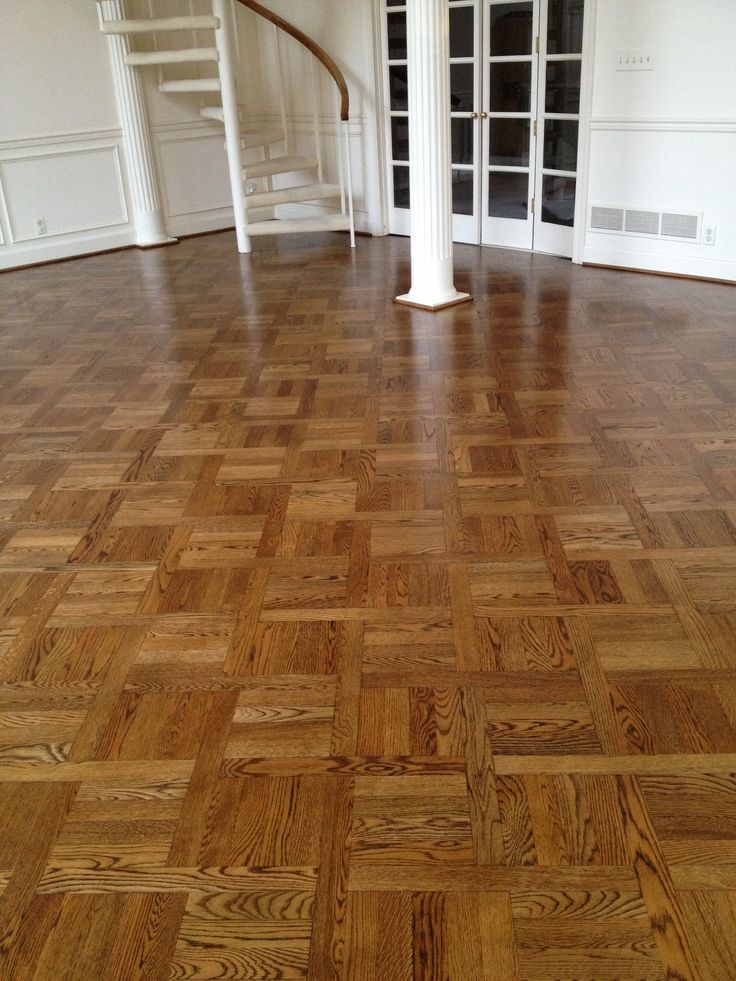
1;230;735;977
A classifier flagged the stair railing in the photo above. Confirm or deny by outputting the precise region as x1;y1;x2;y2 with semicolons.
235;0;355;247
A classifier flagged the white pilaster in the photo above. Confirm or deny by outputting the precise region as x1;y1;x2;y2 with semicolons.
396;0;470;310
99;0;175;247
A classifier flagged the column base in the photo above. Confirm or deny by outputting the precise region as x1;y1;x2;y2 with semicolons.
395;291;472;311
136;237;179;250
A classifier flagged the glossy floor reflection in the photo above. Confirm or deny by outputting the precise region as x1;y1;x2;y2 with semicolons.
1;231;736;979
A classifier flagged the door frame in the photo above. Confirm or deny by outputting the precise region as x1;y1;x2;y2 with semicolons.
571;0;597;264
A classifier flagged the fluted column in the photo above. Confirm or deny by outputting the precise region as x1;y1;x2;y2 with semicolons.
100;0;175;246
395;0;470;310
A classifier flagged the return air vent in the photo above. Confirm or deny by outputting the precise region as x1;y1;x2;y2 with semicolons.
661;212;699;240
625;209;659;235
591;206;624;231
590;205;703;242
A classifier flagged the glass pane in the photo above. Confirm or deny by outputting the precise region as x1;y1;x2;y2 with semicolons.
451;118;474;165
542;174;576;225
489;2;534;57
391;116;410;161
489;118;530;166
393;166;410;209
449;6;474;58
489;62;532;112
387;12;407;59
489;171;528;220
386;0;405;6
545;60;581;113
547;0;584;54
452;170;474;215
389;65;408;111
450;63;474;111
543;118;578;171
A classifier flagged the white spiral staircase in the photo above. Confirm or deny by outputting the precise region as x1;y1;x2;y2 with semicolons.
97;0;355;253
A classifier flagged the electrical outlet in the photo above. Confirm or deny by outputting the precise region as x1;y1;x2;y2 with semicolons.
703;224;716;246
616;50;655;71
35;217;48;236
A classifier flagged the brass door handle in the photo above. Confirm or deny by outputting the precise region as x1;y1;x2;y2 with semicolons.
471;112;479;119
480;112;488;119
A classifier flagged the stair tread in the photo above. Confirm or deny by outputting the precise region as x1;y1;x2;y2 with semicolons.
102;16;220;34
126;48;219;67
243;155;319;179
159;78;221;93
245;183;342;209
247;214;350;236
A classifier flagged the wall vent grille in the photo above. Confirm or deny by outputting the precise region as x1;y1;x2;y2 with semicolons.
590;205;702;243
591;206;624;231
661;212;699;240
625;209;660;235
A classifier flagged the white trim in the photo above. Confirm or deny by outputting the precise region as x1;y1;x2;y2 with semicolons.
0;228;135;271
572;0;597;264
590;117;736;133
582;245;736;283
0;129;124;152
0;146;129;244
369;0;390;235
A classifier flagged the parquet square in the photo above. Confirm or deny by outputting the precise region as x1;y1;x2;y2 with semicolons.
225;681;336;757
470;559;558;608
352;775;474;863
94;691;225;761
171;887;313;980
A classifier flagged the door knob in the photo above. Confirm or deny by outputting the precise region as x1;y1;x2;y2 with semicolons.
471;112;479;119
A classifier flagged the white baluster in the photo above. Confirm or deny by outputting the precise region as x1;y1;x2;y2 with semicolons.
309;58;323;184
343;121;355;249
274;26;289;155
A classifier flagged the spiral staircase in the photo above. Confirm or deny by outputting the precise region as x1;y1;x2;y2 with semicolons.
97;0;355;253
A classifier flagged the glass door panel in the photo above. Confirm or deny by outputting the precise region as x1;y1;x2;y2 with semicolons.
385;3;410;235
532;0;584;256
449;0;482;243
384;0;482;243
481;0;538;250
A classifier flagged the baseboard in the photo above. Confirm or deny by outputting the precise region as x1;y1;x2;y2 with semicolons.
581;246;736;284
0;227;135;272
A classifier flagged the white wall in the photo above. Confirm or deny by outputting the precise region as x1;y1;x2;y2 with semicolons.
0;0;136;268
580;0;736;280
0;0;383;270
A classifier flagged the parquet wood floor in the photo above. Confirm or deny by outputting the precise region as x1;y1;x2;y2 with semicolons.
0;232;735;980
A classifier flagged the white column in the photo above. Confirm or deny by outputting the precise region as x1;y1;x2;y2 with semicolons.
100;0;175;247
396;0;470;310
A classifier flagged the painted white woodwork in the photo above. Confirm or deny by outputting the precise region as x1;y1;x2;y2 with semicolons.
395;0;470;309
99;0;174;246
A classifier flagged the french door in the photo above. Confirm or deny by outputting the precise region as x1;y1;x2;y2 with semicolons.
384;0;585;257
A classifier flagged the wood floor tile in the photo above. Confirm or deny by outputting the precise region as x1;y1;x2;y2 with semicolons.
1;232;735;977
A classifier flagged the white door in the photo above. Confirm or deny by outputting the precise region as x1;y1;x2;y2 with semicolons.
532;0;585;256
481;0;539;250
383;0;586;259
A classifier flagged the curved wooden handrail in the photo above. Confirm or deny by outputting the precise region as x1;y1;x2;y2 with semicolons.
235;0;350;121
